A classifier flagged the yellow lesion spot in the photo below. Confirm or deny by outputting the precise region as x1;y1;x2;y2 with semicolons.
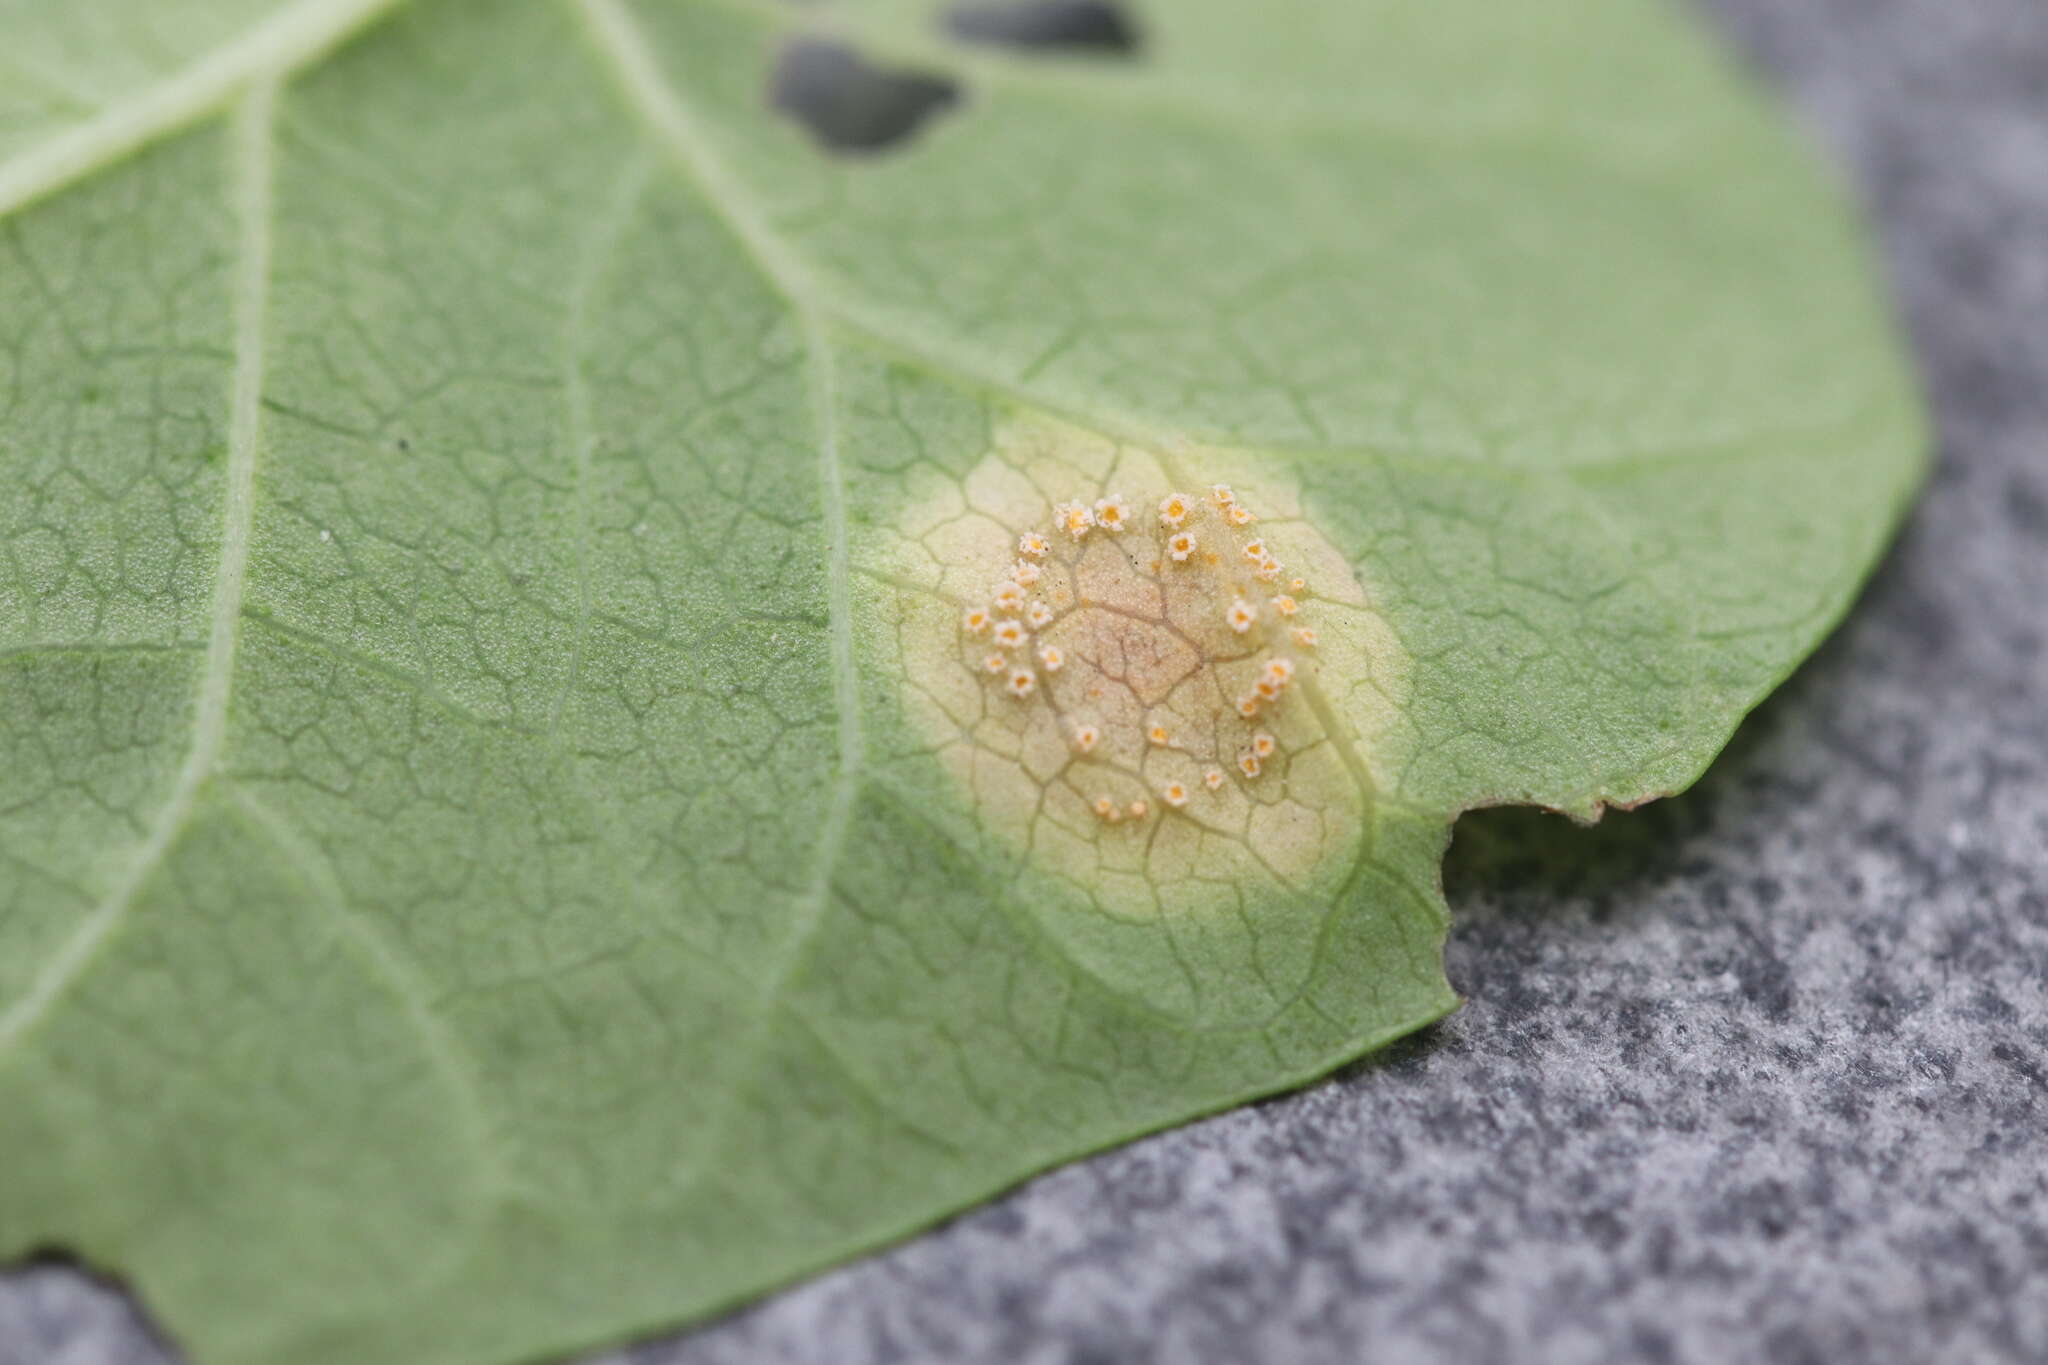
879;409;1410;925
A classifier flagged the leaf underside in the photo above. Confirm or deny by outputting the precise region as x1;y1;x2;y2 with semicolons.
0;1;1923;1362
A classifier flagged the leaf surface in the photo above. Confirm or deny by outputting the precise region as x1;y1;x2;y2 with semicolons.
0;1;1924;1361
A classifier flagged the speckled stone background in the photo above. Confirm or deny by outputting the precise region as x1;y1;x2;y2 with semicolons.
5;0;2044;1361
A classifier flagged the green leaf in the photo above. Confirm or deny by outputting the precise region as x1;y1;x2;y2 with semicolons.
0;0;1924;1361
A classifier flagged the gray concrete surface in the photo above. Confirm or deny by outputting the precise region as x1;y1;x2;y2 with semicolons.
4;0;2044;1361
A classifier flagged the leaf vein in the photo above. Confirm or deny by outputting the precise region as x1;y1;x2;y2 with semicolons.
0;82;278;1061
0;0;400;219
548;150;656;737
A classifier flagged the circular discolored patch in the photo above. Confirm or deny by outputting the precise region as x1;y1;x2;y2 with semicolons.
880;414;1406;922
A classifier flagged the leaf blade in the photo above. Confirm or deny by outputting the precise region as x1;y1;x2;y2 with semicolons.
0;1;1924;1362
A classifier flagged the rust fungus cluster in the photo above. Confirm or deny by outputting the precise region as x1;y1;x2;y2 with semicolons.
958;482;1329;826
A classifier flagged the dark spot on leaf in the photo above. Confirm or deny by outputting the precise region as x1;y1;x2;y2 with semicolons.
945;0;1141;55
770;37;960;154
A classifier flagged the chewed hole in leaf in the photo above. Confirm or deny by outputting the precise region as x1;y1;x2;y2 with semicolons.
945;0;1142;55
769;37;962;153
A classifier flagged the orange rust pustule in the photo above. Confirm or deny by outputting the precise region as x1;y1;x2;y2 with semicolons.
884;420;1399;922
954;482;1316;828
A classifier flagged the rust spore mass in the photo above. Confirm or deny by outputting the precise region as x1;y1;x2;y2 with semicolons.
957;481;1315;826
883;417;1406;919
